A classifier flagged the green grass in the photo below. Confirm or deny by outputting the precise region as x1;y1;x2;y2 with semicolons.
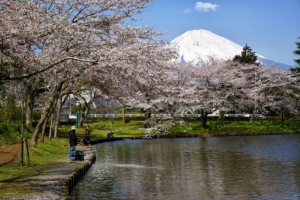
168;118;300;136
0;138;69;198
59;120;145;139
59;117;300;139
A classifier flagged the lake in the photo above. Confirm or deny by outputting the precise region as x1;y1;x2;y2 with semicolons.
71;135;300;199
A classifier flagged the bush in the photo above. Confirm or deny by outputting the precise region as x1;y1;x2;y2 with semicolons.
0;123;20;145
0;123;10;135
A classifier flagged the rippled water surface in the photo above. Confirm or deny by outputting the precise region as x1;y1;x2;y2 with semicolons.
71;135;300;200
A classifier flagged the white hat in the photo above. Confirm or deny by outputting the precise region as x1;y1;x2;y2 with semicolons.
71;126;76;130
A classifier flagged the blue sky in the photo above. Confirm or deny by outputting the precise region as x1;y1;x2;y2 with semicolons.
133;0;300;66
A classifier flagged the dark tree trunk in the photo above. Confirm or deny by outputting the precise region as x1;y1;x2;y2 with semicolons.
200;109;209;128
144;108;151;119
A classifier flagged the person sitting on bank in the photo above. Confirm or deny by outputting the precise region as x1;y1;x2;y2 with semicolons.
83;124;92;145
107;130;114;138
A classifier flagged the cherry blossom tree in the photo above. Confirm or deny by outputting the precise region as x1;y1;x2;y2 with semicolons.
260;66;300;126
165;57;268;127
124;61;190;135
4;0;177;147
1;0;158;80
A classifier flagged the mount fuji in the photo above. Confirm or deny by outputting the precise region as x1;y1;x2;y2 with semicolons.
170;29;292;69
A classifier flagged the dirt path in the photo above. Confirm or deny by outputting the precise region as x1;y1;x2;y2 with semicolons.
0;144;20;166
1;145;95;200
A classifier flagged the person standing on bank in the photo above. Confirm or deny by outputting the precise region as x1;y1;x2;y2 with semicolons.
68;126;77;160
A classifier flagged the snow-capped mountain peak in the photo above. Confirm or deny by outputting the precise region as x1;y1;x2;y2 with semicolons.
170;29;264;64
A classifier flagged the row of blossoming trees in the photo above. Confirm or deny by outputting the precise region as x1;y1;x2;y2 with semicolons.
0;0;299;147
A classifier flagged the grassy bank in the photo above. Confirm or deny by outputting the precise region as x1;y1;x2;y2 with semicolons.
0;117;299;198
67;117;300;139
0;138;69;198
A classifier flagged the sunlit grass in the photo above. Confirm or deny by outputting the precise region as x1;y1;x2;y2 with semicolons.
59;117;300;139
59;120;145;139
168;118;300;136
0;138;69;198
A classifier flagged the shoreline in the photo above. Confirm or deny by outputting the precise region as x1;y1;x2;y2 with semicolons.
91;131;300;143
3;132;299;199
2;145;96;200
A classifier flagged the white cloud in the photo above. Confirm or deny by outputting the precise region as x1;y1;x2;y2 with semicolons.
183;8;192;14
195;2;219;12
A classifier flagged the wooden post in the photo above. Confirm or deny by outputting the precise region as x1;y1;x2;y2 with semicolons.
24;138;31;167
122;106;125;123
20;137;24;165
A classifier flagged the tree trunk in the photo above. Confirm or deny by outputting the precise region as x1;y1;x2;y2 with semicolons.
25;98;34;126
122;106;125;123
53;98;62;138
250;110;255;124
48;114;54;139
31;82;64;147
41;118;47;143
281;112;285;127
23;78;47;126
79;105;89;127
217;111;225;124
144;108;151;119
24;138;31;167
54;94;68;138
200;109;209;128
54;116;59;139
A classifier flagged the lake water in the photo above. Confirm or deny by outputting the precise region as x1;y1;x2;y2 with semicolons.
71;135;300;200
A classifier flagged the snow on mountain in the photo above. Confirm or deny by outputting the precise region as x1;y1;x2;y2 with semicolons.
170;29;264;64
170;29;292;69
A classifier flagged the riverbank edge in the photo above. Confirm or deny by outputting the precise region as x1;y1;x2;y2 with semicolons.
91;131;300;143
34;132;300;199
61;155;96;199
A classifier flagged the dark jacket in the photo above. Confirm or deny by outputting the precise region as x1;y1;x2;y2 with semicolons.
68;130;77;146
107;131;113;138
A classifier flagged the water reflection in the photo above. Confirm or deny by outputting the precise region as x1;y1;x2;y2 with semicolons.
71;135;300;199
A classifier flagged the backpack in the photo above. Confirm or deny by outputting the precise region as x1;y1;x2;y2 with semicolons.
74;150;84;161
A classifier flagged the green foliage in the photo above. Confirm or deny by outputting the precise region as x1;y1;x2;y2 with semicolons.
233;44;259;65
32;110;42;123
0;123;11;134
5;94;17;121
291;37;300;74
0;120;34;145
0;123;20;145
293;37;300;67
71;104;79;115
0;93;21;123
